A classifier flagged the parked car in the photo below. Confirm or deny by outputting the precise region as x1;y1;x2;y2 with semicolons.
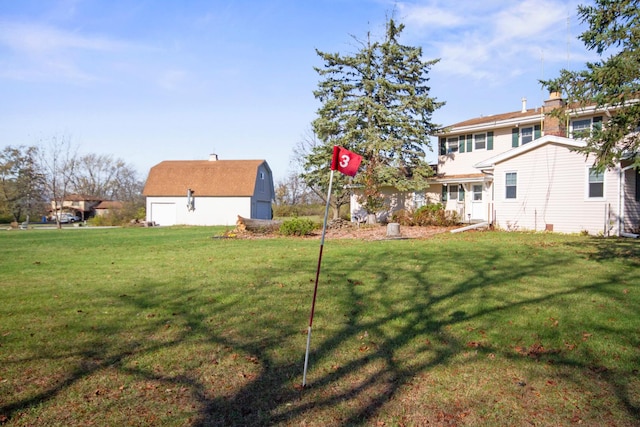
56;213;81;223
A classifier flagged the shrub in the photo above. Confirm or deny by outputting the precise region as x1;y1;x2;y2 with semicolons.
279;217;316;236
390;209;414;226
413;204;460;226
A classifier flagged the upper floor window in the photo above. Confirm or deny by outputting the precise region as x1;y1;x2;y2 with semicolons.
521;127;533;144
474;133;486;150
571;116;603;139
588;167;604;199
505;172;517;199
447;137;459;153
512;125;541;147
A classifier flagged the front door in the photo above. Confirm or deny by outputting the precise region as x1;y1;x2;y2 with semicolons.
471;184;485;221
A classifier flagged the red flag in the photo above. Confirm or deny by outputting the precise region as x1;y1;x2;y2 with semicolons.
331;146;362;177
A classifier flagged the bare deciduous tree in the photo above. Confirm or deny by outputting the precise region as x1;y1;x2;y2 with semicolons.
37;135;79;229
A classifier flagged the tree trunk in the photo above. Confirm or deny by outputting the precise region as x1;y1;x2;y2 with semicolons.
235;216;282;233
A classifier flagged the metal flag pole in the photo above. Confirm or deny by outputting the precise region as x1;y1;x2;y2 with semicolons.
302;168;335;387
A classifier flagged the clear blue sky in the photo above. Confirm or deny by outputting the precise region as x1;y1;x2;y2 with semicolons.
0;0;594;184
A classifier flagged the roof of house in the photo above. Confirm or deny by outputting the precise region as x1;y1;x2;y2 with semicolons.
95;200;124;209
474;135;586;170
142;159;269;197
448;108;541;129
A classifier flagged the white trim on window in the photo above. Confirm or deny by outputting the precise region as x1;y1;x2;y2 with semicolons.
586;166;605;200
447;137;459;153
474;133;486;151
472;184;483;201
505;171;517;200
520;127;534;144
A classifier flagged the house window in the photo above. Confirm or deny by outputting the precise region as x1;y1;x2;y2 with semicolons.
571;119;592;139
505;172;517;199
521;127;533;144
449;184;458;201
414;192;426;209
571;116;603;139
473;184;483;201
512;125;541;147
447;137;459;153
474;133;486;150
588;167;604;198
458;185;465;201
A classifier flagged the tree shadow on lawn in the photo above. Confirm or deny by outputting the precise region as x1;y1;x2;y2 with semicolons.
190;239;640;425
2;238;639;426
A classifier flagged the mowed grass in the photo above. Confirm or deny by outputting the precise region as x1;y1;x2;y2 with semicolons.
0;227;639;426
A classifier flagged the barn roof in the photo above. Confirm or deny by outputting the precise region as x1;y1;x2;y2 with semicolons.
142;159;269;197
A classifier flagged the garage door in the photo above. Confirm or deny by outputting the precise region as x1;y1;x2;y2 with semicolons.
150;203;176;226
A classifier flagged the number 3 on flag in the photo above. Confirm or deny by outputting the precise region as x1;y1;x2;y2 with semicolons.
339;154;351;168
331;146;363;177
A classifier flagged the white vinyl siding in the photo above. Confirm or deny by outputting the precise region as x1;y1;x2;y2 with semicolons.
146;196;252;226
492;143;618;234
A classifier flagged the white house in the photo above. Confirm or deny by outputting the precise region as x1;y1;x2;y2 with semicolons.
143;155;274;226
433;92;639;235
350;92;640;235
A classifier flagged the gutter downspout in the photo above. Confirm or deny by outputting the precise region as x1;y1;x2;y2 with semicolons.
618;164;638;237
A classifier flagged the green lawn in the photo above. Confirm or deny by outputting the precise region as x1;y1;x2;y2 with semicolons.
0;227;638;426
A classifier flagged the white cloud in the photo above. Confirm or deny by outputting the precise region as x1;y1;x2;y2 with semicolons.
0;21;128;55
397;3;463;28
0;20;152;83
394;0;588;85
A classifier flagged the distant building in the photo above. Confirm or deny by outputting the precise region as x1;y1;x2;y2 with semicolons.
142;155;274;226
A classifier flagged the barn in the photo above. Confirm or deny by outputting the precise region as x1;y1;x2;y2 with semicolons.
142;155;274;226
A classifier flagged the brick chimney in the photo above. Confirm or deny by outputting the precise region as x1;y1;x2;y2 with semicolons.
542;91;566;137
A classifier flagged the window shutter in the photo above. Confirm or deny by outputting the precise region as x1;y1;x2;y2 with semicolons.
593;116;603;131
534;124;541;139
487;131;494;150
441;186;448;202
467;134;473;152
439;138;446;155
512;128;519;147
459;135;465;153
